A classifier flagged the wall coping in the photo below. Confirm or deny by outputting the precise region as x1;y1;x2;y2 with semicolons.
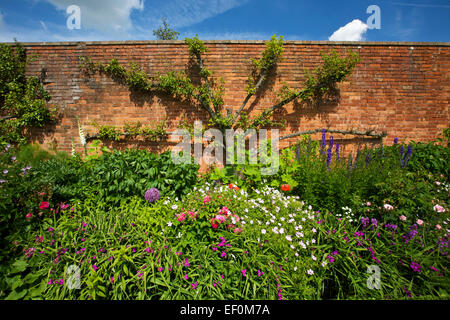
4;40;450;47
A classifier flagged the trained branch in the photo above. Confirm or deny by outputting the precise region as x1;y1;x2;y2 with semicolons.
232;69;267;124
279;128;387;141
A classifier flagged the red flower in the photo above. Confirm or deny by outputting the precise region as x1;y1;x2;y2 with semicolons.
281;184;291;192
210;218;219;229
39;201;50;210
228;183;234;189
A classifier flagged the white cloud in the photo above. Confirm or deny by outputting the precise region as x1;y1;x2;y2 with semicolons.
143;0;250;29
40;21;48;31
42;0;144;34
328;19;368;41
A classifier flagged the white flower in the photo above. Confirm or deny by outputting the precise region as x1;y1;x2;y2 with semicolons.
250;220;254;225
290;244;295;250
285;235;292;241
171;204;178;210
312;255;317;261
295;252;299;257
279;228;285;234
280;217;285;221
266;221;270;225
301;217;306;222
307;269;314;275
177;232;182;238
311;239;316;244
261;229;267;234
167;222;173;227
312;228;317;233
322;261;327;267
294;266;298;271
272;227;279;234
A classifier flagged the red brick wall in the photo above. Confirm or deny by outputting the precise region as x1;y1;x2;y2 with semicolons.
21;40;449;161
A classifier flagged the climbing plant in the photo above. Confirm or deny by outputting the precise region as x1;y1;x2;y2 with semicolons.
78;34;380;143
0;41;57;145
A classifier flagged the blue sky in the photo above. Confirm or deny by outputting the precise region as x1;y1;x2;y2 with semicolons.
0;0;449;42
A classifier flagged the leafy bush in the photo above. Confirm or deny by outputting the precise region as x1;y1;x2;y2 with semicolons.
84;149;199;202
0;42;57;145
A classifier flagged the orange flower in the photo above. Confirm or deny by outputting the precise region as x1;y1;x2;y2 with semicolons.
281;184;291;192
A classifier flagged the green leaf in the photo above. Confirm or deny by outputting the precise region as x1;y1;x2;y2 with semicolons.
5;289;27;300
10;259;28;274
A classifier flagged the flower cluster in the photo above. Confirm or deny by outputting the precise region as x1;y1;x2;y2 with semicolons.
144;188;161;203
210;206;242;233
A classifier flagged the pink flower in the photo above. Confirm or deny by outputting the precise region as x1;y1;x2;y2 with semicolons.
215;215;226;224
241;269;247;277
184;274;188;280
233;227;242;234
436;224;442;230
257;270;263;277
110;276;114;283
399;215;407;221
176;213;186;222
203;196;211;204
384;204;394;211
416;219;424;226
366;202;371;206
433;205;445;213
26;213;33;218
92;264;98;271
60;203;70;210
158;267;163;272
39;201;50;210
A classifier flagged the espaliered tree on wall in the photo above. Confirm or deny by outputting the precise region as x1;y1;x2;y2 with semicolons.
79;35;386;142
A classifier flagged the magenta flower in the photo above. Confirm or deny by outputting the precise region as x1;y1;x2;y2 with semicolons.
241;269;247;277
257;270;264;277
39;201;50;210
410;261;421;273
92;264;98;271
137;272;143;278
158;267;163;272
184;258;189;267
110;276;114;283
184;274;188;280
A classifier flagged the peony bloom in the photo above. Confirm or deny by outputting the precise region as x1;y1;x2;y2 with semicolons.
40;201;50;210
399;215;407;221
144;188;160;203
433;204;445;213
384;204;393;211
416;219;424;226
